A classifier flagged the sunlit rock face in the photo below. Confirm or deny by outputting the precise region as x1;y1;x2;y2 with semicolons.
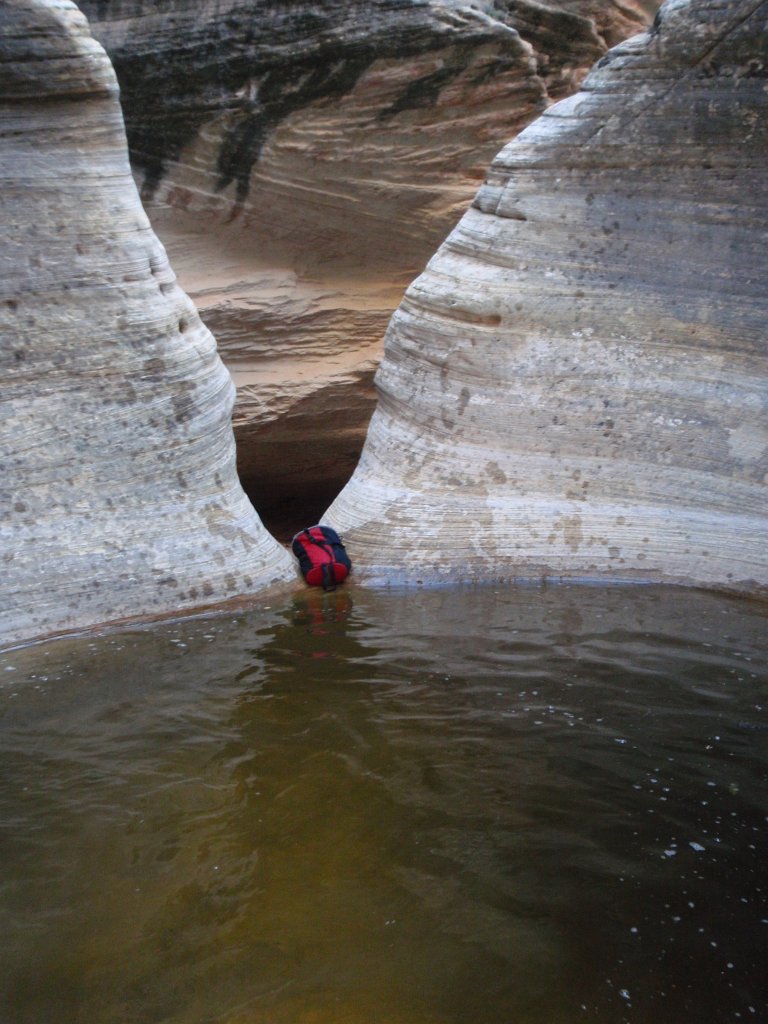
80;0;660;533
325;0;768;595
0;0;295;648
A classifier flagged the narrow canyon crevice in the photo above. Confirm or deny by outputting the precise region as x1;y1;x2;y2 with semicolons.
233;362;378;542
79;0;662;544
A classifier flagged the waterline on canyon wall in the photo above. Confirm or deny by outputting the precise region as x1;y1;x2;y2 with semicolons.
0;584;766;1024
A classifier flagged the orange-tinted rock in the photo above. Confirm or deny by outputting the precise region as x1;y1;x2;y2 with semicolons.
81;0;660;527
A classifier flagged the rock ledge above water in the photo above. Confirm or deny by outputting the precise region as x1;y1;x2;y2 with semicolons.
0;0;295;648
326;0;768;595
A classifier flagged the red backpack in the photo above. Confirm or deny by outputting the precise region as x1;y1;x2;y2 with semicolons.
291;525;351;589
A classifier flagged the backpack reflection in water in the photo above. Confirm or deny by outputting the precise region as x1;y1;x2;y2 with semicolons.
291;525;352;590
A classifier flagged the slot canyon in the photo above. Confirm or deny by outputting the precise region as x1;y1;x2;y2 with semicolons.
2;0;767;647
1;7;767;1020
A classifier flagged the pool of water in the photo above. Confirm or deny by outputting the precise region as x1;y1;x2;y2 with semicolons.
1;584;766;1024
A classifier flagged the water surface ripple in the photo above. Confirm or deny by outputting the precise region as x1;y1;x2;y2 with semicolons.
0;585;766;1024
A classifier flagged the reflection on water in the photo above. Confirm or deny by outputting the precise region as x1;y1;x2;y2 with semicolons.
0;585;766;1024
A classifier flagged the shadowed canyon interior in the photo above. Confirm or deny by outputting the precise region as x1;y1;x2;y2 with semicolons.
79;0;662;537
1;0;767;647
1;5;767;1022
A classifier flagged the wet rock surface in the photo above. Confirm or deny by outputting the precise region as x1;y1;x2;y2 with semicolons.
80;0;659;523
0;0;295;648
326;0;768;595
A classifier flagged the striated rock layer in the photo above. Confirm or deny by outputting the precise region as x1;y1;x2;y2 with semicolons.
0;0;295;649
326;0;768;595
80;0;660;533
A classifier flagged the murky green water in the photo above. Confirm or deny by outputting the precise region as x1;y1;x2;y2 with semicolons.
1;584;766;1024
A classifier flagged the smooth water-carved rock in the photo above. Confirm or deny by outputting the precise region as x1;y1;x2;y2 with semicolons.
80;0;660;533
0;0;295;648
326;0;768;595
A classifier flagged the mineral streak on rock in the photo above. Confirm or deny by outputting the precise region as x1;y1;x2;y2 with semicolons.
0;0;295;648
325;0;768;595
79;0;659;529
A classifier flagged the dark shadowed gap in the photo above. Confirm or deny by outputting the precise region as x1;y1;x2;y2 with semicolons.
240;471;353;545
236;438;365;544
233;380;377;543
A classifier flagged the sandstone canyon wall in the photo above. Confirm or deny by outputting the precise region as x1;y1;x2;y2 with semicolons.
325;0;768;595
0;0;295;649
79;0;660;536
